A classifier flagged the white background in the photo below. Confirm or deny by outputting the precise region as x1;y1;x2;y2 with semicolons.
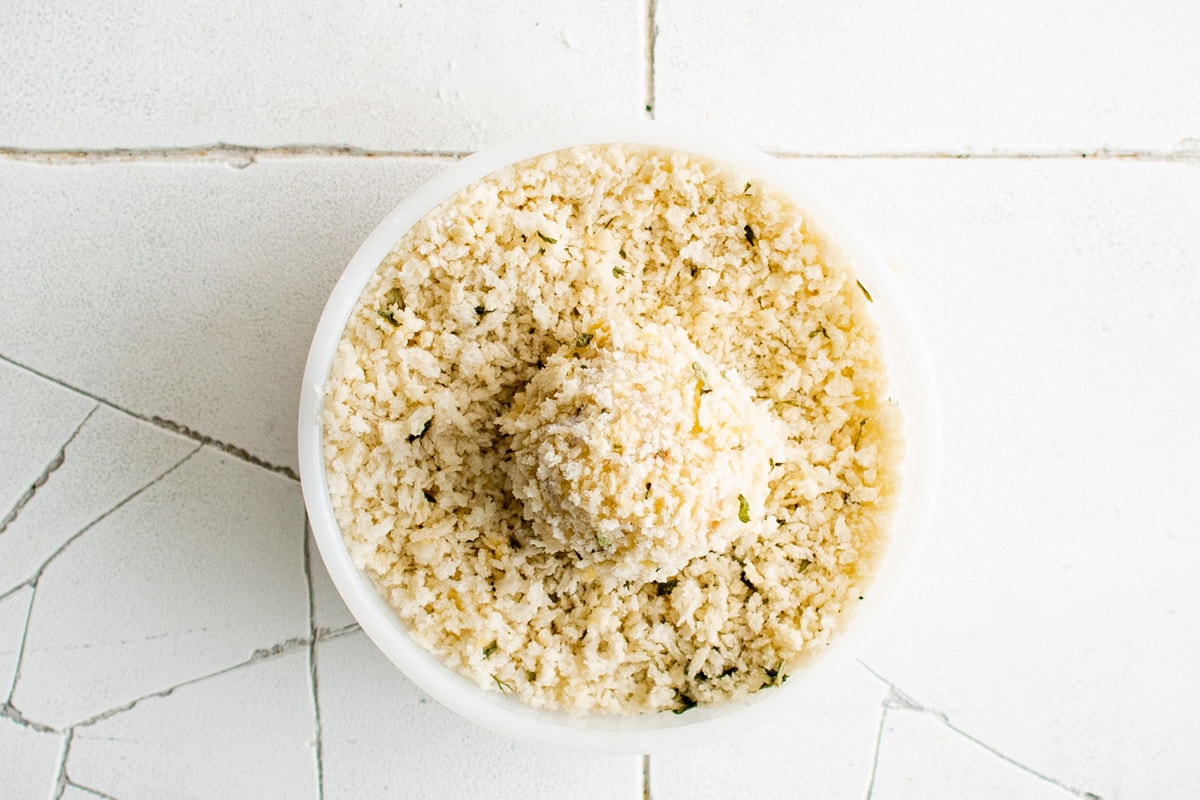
1;2;1198;798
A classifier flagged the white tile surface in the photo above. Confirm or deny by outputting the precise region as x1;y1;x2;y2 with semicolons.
0;360;95;521
0;718;63;800
0;405;196;596
656;0;1200;154
11;448;308;729
0;157;445;471
770;158;1198;799
0;0;645;151
4;4;1200;795
651;664;886;799
0;585;35;698
68;649;317;800
870;710;1073;800
316;631;642;800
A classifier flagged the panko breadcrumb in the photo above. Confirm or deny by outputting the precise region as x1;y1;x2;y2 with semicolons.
322;143;902;715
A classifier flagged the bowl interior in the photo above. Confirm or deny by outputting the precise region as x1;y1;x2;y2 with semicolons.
298;118;940;753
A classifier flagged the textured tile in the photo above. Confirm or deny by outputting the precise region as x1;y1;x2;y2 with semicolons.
651;664;886;799
0;585;35;698
0;360;95;521
0;0;644;150
11;448;307;729
870;710;1072;800
68;649;317;800
0;157;445;471
656;0;1200;154
764;158;1199;797
307;526;356;634
0;405;196;596
316;631;642;800
0;718;62;800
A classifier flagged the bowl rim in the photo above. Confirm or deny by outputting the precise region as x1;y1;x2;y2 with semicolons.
298;118;941;753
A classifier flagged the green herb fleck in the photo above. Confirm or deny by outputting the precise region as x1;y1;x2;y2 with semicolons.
744;225;757;247
810;325;829;339
376;308;399;327
857;279;873;302
611;442;623;453
595;532;611;549
763;661;787;687
423;490;436;503
738;494;750;523
407;419;432;443
854;418;868;446
536;231;557;244
483;641;498;659
474;305;492;317
613;266;627;277
743;181;752;195
574;332;594;348
618;247;627;259
384;287;404;309
655;578;678;597
492;675;513;694
527;670;537;681
692;362;712;394
797;558;811;572
538;246;545;255
707;195;716;204
602;217;615;229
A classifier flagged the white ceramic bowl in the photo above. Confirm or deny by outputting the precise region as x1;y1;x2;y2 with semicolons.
298;119;940;753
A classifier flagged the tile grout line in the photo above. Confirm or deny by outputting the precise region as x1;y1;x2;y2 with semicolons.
0;353;298;482
0;144;468;168
302;517;326;800
643;0;657;119
856;661;1104;799
642;753;651;800
1;144;1198;165
0;404;99;536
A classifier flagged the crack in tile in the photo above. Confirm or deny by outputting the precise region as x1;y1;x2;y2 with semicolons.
0;143;467;168
73;635;312;730
302;519;325;800
864;704;889;800
53;728;74;800
5;580;38;704
0;405;99;536
65;781;122;800
316;622;360;641
14;445;203;596
0;354;299;482
0;700;56;734
857;660;1104;799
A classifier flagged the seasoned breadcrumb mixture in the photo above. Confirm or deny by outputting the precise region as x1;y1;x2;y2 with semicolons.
322;144;901;715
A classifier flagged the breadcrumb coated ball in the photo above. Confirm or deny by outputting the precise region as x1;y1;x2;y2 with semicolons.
501;320;784;584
